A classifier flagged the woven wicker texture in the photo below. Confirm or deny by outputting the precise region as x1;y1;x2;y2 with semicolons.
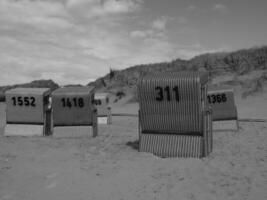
138;72;209;134
138;71;212;157
139;133;203;158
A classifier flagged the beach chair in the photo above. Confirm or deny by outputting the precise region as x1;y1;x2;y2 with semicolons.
5;88;52;136
51;86;97;137
207;87;239;131
138;72;213;158
94;93;112;124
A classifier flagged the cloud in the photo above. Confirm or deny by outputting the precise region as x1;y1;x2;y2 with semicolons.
187;5;196;11
130;30;148;38
103;0;142;14
0;36;108;86
0;0;228;86
131;15;173;39
212;3;228;13
0;0;71;29
152;16;167;31
177;17;187;24
66;0;142;19
0;0;117;85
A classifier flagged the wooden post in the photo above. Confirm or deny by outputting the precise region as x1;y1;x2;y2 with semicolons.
236;119;240;132
209;108;213;152
203;110;208;157
107;107;112;125
43;110;47;136
92;109;98;137
138;110;141;152
46;109;52;136
206;108;213;154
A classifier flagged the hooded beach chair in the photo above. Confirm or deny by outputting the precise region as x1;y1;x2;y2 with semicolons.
51;86;98;137
94;93;112;124
138;72;213;158
5;88;52;136
207;87;239;131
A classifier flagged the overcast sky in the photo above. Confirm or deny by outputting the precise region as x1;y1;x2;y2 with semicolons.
0;0;266;85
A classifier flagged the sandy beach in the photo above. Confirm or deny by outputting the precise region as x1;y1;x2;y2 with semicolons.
0;89;266;200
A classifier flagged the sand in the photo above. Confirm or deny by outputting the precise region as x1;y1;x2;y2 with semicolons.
0;91;266;200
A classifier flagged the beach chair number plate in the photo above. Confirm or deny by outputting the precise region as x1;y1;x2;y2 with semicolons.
11;96;36;107
207;93;227;104
155;86;180;102
61;97;84;108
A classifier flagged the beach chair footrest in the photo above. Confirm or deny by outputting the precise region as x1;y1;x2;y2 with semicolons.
139;133;203;158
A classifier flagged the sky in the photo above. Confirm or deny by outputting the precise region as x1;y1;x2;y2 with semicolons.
0;0;266;86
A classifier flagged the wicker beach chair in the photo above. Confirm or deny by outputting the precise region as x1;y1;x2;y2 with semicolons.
138;72;213;158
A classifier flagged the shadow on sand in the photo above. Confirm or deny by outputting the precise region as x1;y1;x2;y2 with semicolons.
126;140;139;150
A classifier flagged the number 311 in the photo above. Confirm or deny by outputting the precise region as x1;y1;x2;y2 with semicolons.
155;86;179;102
